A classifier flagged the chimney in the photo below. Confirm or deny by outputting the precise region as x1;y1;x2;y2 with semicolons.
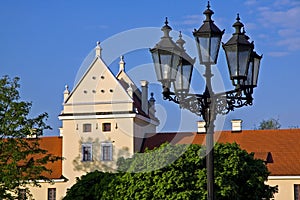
197;121;206;133
140;80;149;115
231;119;243;132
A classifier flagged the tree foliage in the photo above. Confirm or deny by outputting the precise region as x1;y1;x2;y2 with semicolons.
0;76;61;199
64;143;277;200
258;118;281;130
63;171;116;200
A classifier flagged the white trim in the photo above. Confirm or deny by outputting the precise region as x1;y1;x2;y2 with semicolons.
59;113;159;126
29;178;67;183
59;113;137;120
64;100;133;106
136;114;160;126
268;176;300;180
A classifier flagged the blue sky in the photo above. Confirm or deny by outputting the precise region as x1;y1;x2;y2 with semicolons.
0;0;300;135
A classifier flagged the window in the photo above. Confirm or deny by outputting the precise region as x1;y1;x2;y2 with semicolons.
48;188;56;200
18;189;27;200
101;143;113;161
102;123;111;132
82;144;92;161
83;123;92;132
295;184;300;200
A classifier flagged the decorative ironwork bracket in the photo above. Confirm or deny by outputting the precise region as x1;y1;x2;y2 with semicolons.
162;87;253;117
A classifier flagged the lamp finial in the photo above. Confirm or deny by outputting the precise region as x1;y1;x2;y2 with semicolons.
233;13;244;34
176;31;186;50
207;1;210;9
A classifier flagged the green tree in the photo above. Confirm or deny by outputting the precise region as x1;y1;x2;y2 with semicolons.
258;118;281;130
0;76;61;199
64;143;277;200
63;171;116;200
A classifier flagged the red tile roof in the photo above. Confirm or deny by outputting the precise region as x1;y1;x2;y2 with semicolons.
30;136;63;179
141;129;300;176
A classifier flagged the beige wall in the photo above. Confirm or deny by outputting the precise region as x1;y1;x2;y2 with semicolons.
61;117;135;183
267;177;300;200
26;182;67;200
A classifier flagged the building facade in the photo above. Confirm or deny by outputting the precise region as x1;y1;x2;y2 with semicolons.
26;42;159;199
24;43;300;200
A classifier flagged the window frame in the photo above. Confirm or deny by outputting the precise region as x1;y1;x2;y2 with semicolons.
295;184;300;200
102;122;111;132
83;123;92;133
18;189;27;200
101;142;113;161
48;188;56;200
82;143;93;162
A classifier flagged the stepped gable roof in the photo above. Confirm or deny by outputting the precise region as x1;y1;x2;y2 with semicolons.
141;129;300;176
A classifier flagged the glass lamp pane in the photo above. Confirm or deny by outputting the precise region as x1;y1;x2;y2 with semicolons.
225;46;238;78
174;61;193;92
198;37;210;63
210;36;222;63
245;52;261;87
238;47;252;78
151;51;162;81
253;56;261;86
171;54;180;80
245;61;253;86
182;63;193;90
160;53;172;80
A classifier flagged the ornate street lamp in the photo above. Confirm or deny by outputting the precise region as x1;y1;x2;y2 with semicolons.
222;14;254;87
150;18;183;90
150;2;262;200
173;32;196;99
193;1;224;65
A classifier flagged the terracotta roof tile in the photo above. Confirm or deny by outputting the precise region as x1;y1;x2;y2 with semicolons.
30;136;63;179
142;129;300;176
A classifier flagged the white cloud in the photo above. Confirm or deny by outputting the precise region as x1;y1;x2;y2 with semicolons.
258;34;269;39
244;22;258;31
276;37;300;51
244;0;258;6
273;0;300;7
268;51;289;57
255;4;300;53
176;15;202;26
278;29;298;37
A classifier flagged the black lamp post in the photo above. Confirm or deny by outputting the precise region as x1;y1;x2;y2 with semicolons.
150;2;262;200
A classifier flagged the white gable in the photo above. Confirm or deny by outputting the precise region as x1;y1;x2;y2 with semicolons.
63;56;133;114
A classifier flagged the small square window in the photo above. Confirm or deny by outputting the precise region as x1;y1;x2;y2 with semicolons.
101;143;113;161
83;124;92;132
48;188;56;200
102;123;111;132
82;144;92;161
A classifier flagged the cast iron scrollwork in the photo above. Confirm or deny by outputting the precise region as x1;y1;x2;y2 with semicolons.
162;87;254;117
